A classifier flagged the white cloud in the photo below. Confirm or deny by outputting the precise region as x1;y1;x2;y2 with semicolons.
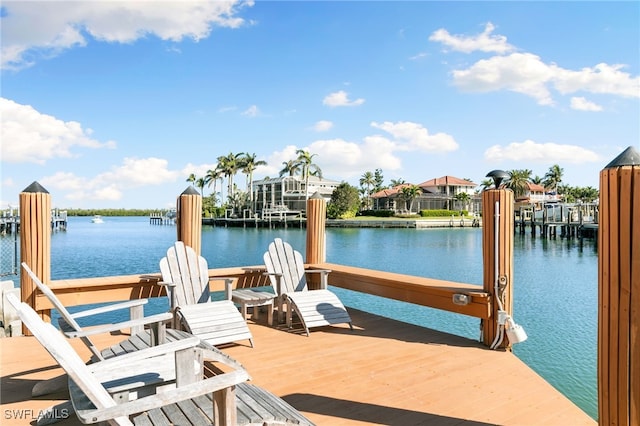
313;120;334;132
570;97;603;112
241;105;260;117
484;140;600;164
452;53;555;105
307;138;402;178
429;22;514;54
370;121;459;153
434;23;639;105
97;157;178;187
452;53;640;105
41;157;180;202
1;0;254;69
0;98;116;164
554;63;639;98
260;145;300;177
181;163;218;180
323;90;365;107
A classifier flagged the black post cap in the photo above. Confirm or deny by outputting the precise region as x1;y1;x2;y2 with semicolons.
22;181;49;194
485;170;511;189
604;146;640;169
181;186;200;196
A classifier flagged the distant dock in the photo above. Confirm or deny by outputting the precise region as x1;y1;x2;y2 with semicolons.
1;209;67;233
515;202;598;239
326;217;481;228
149;210;176;225
205;216;306;228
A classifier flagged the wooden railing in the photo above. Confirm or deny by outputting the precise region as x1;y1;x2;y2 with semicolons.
35;264;490;321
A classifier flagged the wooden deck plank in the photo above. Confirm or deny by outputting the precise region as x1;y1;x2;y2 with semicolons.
1;309;595;425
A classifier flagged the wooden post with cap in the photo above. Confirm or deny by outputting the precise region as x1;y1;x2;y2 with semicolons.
19;181;52;334
481;170;515;350
598;146;640;426
306;192;326;290
176;186;202;255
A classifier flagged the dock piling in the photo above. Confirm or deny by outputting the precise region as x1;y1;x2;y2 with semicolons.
481;185;515;350
176;186;202;255
305;192;327;290
19;182;52;334
597;146;640;426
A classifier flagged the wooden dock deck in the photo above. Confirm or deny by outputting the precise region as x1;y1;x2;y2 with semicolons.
0;308;595;425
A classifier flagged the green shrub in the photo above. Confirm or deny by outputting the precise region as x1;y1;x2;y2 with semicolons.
358;209;395;217
420;209;458;217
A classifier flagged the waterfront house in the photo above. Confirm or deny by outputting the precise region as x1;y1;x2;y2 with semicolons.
251;175;340;216
371;175;479;214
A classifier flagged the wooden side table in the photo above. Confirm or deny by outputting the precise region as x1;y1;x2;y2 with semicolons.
233;268;275;326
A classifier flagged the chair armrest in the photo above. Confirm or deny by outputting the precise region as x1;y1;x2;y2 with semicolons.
64;312;172;338
211;277;235;300
69;299;148;319
263;272;283;296
87;336;201;372
157;281;177;310
304;269;331;289
75;369;250;423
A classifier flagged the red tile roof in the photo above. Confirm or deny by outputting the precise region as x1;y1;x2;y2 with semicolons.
526;182;546;192
418;176;477;188
370;184;413;198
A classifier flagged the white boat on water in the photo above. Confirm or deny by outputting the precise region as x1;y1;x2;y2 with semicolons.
91;215;104;223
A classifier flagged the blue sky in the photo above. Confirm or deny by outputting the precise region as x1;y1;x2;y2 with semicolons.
1;1;639;209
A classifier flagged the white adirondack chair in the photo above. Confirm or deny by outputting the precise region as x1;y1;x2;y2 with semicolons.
8;293;315;426
6;293;250;426
159;241;254;347
21;262;172;401
263;238;352;336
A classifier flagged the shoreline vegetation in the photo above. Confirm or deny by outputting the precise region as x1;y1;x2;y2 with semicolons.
58;208;476;221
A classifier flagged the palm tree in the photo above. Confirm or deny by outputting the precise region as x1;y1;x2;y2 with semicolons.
195;177;206;196
530;175;543;185
480;178;494;190
359;171;375;210
204;168;223;206
390;178;406;188
279;159;301;177
295;149;322;199
455;192;471;212
186;173;196;185
400;184;422;213
216;152;243;203
505;169;532;198
241;153;267;206
543;164;564;195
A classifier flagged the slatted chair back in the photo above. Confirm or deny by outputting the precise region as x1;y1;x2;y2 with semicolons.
21;262;83;332
263;238;308;296
21;262;107;360
5;293;132;425
160;241;210;308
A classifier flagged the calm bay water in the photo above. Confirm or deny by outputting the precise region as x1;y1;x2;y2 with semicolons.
22;216;599;419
